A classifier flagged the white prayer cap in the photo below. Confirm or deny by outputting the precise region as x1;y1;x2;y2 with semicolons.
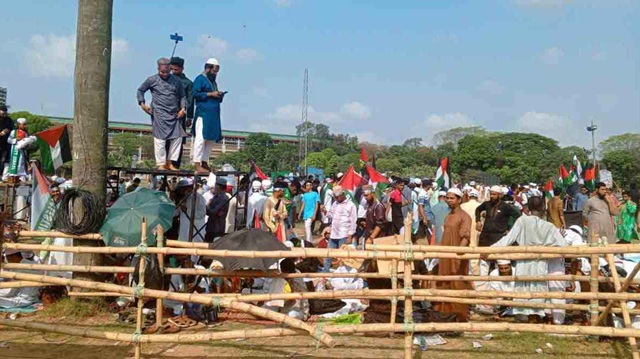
51;175;58;181
432;182;438;189
261;179;272;190
462;185;472;192
469;181;476;186
569;225;583;236
326;177;334;183
337;172;344;179
176;178;193;189
502;187;509;195
469;189;480;198
497;259;511;266
56;177;66;184
251;180;262;190
447;188;463;198
332;185;344;196
206;58;219;66
284;241;294;248
490;185;503;194
523;185;530;189
413;178;422;185
529;182;537;187
438;190;447;197
16;117;26;124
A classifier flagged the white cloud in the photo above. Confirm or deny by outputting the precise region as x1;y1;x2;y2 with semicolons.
513;111;585;146
274;0;294;7
235;48;263;64
417;113;475;144
25;34;130;78
477;79;505;96
196;35;228;58
340;101;372;120
541;47;563;66
515;0;572;8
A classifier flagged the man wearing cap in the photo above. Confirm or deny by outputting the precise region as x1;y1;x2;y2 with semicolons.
263;182;288;241
461;189;482;277
322;185;357;272
431;190;450;244
1;248;43;309
417;180;435;240
362;184;386;244
486;260;515;314
205;178;230;241
0;105;14;173
137;57;187;171
583;182;619;244
173;178;206;244
475;185;521;247
169;57;194;169
192;58;225;173
435;188;473;322
4;117;35;181
247;180;267;229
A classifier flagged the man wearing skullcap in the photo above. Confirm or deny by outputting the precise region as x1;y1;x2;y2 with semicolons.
137;57;187;171
461;188;482;278
169;57;194;169
246;180;267;229
486;260;515;314
474;185;521;247
434;187;473;322
205;178;230;242
263;182;288;241
431;190;450;244
173;178;206;244
191;58;225;173
3;117;36;181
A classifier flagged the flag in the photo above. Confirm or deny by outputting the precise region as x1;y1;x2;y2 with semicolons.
435;157;451;190
359;148;369;163
544;180;554;200
249;160;268;180
30;165;56;231
571;155;583;184
371;153;377;170
559;165;572;188
337;165;367;204
584;162;596;191
366;164;390;198
35;125;72;174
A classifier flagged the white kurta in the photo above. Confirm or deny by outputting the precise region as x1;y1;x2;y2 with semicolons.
246;192;267;229
225;194;237;233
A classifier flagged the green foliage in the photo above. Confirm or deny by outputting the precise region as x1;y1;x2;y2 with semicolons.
41;298;107;319
601;149;640;188
599;133;640;155
108;132;154;168
433;126;488;147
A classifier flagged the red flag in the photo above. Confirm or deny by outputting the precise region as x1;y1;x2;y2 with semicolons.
559;165;571;187
253;211;262;229
359;148;369;163
365;164;389;185
337;165;368;200
274;222;286;242
249;160;268;180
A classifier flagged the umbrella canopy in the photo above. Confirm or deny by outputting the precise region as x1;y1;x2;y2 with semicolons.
207;229;290;271
100;188;175;247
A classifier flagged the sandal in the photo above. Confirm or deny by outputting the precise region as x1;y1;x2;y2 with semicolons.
168;315;197;328
160;322;181;334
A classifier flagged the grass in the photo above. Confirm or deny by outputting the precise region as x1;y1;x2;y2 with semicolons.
40;298;108;319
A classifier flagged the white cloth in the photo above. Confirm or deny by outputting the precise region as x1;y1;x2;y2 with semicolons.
488;267;515;293
46;237;74;278
225;194;237;233
175;193;206;262
154;137;181;165
191;117;215;163
0;258;42;309
304;218;314;243
328;265;364;291
246;192;267;229
322;188;334;224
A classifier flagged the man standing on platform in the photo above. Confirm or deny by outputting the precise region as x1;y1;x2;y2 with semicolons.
0;105;14;174
137;58;187;171
192;58;225;173
169;57;193;169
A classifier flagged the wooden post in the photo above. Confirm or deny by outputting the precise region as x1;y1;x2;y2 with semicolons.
134;219;148;359
589;231;600;325
72;0;113;285
403;216;413;359
604;249;639;358
597;260;640;325
155;225;165;329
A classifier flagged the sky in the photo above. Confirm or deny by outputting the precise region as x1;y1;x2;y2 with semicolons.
0;0;638;149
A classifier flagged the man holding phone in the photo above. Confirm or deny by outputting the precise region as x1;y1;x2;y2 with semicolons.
191;58;226;173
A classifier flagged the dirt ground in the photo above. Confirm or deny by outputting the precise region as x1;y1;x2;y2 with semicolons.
0;312;632;359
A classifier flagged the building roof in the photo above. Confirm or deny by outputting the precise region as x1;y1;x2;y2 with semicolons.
47;115;299;142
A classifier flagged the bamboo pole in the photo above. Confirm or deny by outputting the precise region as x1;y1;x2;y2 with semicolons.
155;225;165;329
605;250;639;358
0;280;46;289
597;260;640;325
18;231;102;240
68;291;126;297
589;232;600;326
0;242;598;261
134;218;148;359
365;242;640;255
0;271;334;347
402;217;413;359
6;262;626;284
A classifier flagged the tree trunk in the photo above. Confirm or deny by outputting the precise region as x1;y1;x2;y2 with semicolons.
72;0;113;283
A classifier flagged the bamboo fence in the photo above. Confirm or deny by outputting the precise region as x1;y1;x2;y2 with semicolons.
4;226;640;358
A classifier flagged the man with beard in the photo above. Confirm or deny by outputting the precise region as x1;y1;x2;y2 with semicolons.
583;182;619;244
474;185;521;247
191;58;226;173
435;188;472;322
169;57;193;169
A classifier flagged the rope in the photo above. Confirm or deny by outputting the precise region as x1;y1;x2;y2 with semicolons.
404;242;414;262
133;284;144;298
403;286;414;298
211;297;221;312
136;243;148;255
131;330;142;344
52;188;106;235
314;322;325;349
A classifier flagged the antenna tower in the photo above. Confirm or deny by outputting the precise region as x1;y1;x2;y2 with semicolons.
299;68;309;175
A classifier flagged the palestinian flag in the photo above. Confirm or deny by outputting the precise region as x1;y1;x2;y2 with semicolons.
359;148;369;163
435;157;451;190
249;160;268;180
584;162;597;191
35;125;72;174
366;164;390;198
30;165;56;231
337;165;367;204
559;165;572;188
544;180;554;200
571;155;583;184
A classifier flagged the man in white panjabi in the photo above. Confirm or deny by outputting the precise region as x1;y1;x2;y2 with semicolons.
246;180;267;229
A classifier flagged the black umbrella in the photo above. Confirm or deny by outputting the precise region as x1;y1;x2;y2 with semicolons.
207;229;290;271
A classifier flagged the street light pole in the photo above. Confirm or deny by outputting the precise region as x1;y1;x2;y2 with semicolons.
587;119;598;165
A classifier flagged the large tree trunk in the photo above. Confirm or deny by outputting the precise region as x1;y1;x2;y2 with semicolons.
72;0;113;282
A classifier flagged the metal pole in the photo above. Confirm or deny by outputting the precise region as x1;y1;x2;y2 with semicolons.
591;119;597;165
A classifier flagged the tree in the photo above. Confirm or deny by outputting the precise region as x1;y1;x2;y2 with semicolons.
433;126;489;147
244;133;273;164
402;137;423;148
599;133;640;155
8;111;53;134
601;150;640;188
